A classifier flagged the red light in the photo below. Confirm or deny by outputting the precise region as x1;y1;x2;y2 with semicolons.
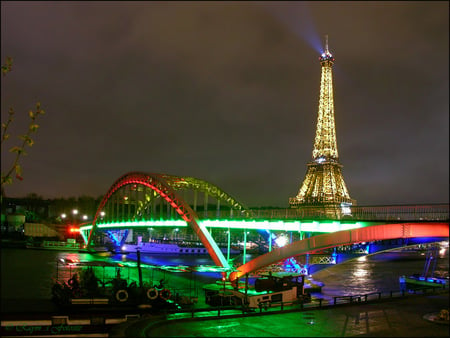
69;227;80;233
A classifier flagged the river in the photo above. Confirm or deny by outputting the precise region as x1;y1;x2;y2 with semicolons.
1;243;448;310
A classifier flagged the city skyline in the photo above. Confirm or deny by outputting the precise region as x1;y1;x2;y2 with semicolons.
1;1;448;207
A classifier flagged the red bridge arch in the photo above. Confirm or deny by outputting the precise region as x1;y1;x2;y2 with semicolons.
87;172;231;268
228;222;449;281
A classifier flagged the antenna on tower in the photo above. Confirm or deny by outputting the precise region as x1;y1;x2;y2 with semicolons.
325;35;329;53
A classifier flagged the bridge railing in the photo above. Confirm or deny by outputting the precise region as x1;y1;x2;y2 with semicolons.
197;204;449;222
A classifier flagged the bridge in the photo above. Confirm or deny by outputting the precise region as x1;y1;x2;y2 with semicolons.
82;172;449;280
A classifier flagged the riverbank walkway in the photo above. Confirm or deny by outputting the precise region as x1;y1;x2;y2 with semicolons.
111;290;449;337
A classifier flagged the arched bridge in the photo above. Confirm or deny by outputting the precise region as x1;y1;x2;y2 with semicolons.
87;172;252;268
228;222;449;281
85;171;449;276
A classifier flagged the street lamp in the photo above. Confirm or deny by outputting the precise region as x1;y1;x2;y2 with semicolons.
149;227;154;241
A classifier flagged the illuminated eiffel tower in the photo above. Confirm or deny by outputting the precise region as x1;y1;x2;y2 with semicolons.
289;37;356;217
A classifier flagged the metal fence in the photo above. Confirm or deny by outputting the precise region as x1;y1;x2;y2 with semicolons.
199;204;449;222
169;285;448;319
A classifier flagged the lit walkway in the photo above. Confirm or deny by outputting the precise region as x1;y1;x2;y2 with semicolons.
113;292;449;337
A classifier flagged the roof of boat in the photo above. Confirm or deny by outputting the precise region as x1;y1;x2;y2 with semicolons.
57;259;239;273
57;258;125;267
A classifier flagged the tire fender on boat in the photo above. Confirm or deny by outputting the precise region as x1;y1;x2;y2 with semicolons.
115;289;129;302
147;288;159;300
160;289;171;301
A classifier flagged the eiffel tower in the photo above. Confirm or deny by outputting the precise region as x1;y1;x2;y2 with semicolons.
289;37;356;217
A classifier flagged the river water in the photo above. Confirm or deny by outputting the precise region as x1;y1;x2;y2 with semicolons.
1;243;448;305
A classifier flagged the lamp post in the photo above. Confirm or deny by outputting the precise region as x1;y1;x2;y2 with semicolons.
148;227;154;242
173;228;179;241
60;208;90;242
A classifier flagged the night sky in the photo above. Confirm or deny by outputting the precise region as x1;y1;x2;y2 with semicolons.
1;1;448;207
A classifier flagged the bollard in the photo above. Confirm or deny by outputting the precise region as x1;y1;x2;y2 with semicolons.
334;297;337;305
319;298;322;308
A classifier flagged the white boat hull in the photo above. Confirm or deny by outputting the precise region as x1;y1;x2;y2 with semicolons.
120;243;240;255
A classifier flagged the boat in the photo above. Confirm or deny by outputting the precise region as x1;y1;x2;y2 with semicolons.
26;238;82;251
118;241;240;255
78;245;113;256
50;253;191;311
203;272;311;310
400;274;448;289
399;244;449;290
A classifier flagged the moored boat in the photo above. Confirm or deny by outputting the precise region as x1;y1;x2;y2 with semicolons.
400;274;449;288
50;255;189;311
26;239;82;251
203;272;311;310
119;241;240;255
399;243;449;290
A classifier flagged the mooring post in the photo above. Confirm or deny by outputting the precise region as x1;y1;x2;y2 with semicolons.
137;249;143;288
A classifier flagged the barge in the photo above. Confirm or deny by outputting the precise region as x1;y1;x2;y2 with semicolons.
203;272;311;310
26;239;82;251
50;253;193;312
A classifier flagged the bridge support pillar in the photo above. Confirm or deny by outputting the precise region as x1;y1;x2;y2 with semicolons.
227;228;231;262
105;229;130;250
268;230;272;252
305;232;311;275
243;230;247;264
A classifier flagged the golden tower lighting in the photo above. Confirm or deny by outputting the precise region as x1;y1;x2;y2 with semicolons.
289;36;356;216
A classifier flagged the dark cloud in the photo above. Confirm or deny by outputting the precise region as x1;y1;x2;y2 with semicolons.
1;1;448;207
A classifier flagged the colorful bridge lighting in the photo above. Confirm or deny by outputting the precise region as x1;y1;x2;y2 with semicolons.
79;219;368;245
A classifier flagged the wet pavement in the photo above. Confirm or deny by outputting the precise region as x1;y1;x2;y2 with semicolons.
111;291;449;337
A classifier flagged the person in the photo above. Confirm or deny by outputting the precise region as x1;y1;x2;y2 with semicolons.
82;267;99;296
68;273;80;290
157;279;164;289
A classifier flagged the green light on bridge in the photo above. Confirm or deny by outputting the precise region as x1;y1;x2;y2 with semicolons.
80;219;366;233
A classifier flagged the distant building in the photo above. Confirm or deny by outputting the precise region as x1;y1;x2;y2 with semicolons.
24;223;62;239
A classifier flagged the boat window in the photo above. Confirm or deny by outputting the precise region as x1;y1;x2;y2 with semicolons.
271;294;282;302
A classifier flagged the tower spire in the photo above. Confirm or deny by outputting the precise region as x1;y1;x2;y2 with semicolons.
289;38;356;217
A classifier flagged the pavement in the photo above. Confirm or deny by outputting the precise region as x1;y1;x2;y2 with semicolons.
110;291;449;337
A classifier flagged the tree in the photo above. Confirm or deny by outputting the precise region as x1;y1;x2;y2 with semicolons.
1;57;45;197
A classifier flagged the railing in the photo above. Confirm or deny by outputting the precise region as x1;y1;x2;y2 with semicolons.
197;204;449;222
170;285;448;320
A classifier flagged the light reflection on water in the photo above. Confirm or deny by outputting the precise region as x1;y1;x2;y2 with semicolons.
1;246;448;300
312;251;449;296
